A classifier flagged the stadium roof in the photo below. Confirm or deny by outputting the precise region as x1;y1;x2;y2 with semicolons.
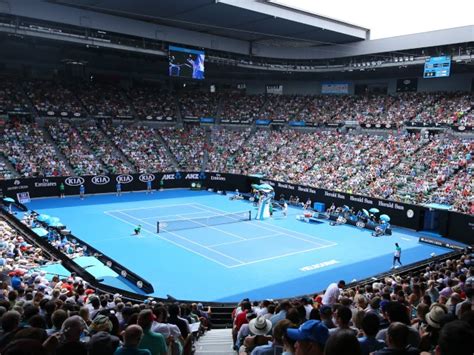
2;0;472;60
48;0;370;46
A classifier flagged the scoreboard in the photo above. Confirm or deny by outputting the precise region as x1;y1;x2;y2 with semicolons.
423;56;451;78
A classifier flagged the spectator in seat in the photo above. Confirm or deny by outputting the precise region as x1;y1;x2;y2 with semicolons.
0;311;22;350
286;319;329;355
168;303;189;340
114;324;151;355
137;309;167;355
55;315;88;355
376;302;420;348
433;320;474;355
239;315;272;354
87;314;120;355
373;322;419;355
319;306;336;329
251;319;294;355
329;305;358;335
358;312;385;355
324;329;361;355
270;300;291;327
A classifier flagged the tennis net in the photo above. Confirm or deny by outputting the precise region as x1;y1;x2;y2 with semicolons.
157;210;252;233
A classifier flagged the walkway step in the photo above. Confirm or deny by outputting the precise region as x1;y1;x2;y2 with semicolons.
194;329;234;355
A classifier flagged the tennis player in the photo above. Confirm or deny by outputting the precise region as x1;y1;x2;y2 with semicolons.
116;182;122;196
282;202;288;217
134;225;142;236
392;243;402;268
146;180;152;194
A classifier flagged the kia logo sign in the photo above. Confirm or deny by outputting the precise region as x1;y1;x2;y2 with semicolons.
92;175;110;185
116;175;133;184
139;174;155;183
65;177;85;186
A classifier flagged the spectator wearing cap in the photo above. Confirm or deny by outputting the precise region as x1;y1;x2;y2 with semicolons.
137;309;167;355
236;312;257;350
87;314;120;355
55;315;88;355
239;315;272;354
322;281;345;306
286;319;329;355
358;312;385;355
418;304;447;352
114;324;151;355
251;319;294;355
374;322;420;355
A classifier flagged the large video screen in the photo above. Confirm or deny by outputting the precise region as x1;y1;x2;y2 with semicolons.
169;46;205;80
423;56;451;78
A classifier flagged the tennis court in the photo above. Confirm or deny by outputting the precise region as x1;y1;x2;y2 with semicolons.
105;203;336;268
25;189;454;301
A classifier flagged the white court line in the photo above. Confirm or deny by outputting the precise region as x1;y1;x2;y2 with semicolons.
104;210;241;268
116;211;157;229
106;203;200;213
110;211;245;264
167;214;246;241
401;237;414;242
228;243;336;268
141;211;214;221
193;203;336;247
208;233;283;248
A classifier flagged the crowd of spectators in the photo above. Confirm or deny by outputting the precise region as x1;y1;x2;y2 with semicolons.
25;81;85;117
159;126;208;171
225;128;473;214
47;121;106;176
127;87;176;121
206;127;252;172
1;121;69;177
178;92;220;118
79;124;132;175
259;95;309;122
220;94;266;122
76;84;133;119
366;136;472;203
0;217;210;355
0;79;30;115
1;79;472;127
106;125;174;173
231;251;474;355
0;160;15;180
426;153;474;215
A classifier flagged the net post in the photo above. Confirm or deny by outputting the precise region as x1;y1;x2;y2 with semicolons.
157;221;159;234
248;210;251;221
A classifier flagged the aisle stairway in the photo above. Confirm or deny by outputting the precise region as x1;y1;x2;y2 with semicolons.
195;329;234;355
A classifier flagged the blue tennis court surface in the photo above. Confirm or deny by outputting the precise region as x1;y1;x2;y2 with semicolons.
26;189;453;302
